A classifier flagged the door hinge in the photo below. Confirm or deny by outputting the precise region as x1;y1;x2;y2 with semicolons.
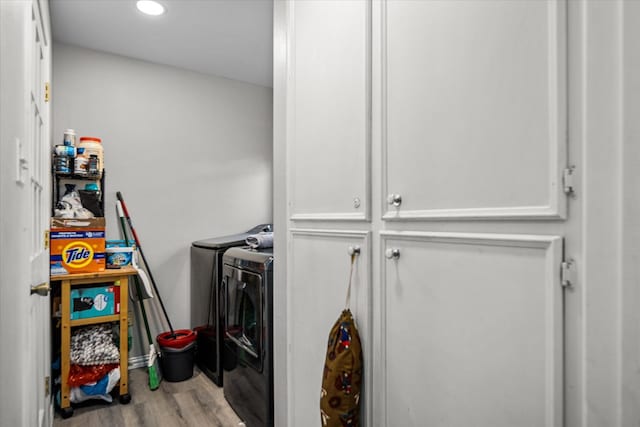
44;82;50;102
44;230;49;250
561;259;576;288
44;375;50;397
563;166;575;196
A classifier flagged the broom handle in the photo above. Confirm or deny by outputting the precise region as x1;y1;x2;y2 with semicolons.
116;192;175;336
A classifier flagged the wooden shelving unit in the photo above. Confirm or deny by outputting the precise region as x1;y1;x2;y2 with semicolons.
51;266;137;418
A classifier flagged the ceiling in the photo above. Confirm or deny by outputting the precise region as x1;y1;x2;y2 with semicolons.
50;0;273;87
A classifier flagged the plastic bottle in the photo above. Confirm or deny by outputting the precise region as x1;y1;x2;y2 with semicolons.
63;129;76;147
74;147;88;176
78;137;104;177
88;155;100;177
54;145;76;157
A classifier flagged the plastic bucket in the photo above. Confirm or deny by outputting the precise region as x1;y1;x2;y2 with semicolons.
157;330;197;381
157;329;196;349
159;341;196;382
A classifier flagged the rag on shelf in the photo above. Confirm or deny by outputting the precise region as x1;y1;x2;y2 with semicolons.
246;231;273;249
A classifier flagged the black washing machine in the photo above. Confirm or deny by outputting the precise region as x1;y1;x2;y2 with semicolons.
222;247;274;427
190;224;271;386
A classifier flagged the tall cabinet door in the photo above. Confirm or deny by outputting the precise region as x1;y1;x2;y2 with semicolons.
289;0;370;221
382;0;566;220
377;1;570;427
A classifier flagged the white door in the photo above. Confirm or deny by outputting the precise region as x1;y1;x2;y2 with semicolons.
382;0;566;221
380;233;563;427
0;0;51;425
28;0;52;426
289;0;370;221
288;230;371;426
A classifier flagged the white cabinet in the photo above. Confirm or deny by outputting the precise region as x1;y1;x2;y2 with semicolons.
288;230;370;426
289;0;370;221
380;232;563;427
281;1;577;426
382;0;567;220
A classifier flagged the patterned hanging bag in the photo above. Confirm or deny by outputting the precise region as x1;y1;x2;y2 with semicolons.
320;251;363;427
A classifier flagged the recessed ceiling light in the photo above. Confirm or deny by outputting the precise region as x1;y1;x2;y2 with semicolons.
136;0;165;16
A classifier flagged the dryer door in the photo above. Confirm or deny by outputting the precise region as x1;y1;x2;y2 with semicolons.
224;266;263;371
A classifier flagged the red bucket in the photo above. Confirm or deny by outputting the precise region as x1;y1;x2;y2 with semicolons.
157;329;196;349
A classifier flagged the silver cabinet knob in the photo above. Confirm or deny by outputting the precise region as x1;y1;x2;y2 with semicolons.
348;246;361;256
385;248;400;260
387;194;402;207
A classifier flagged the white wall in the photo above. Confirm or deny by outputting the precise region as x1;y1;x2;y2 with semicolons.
52;42;273;357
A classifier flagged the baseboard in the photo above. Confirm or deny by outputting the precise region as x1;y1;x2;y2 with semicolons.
128;355;148;370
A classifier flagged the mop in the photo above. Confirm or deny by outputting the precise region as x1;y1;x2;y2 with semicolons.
116;200;161;390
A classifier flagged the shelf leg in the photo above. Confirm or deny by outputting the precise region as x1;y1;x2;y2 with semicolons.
119;276;129;398
61;279;71;410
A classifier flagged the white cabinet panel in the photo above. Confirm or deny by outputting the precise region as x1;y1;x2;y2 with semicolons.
289;0;370;221
289;230;370;425
382;0;566;220
380;232;563;427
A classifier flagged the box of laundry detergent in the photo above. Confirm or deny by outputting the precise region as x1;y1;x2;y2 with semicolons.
50;218;106;275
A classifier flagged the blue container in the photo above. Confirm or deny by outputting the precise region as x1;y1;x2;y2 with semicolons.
106;241;133;268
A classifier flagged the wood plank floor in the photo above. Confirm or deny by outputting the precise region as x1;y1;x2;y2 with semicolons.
54;367;244;427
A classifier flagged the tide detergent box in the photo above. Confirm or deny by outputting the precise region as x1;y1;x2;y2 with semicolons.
70;283;120;320
50;218;106;275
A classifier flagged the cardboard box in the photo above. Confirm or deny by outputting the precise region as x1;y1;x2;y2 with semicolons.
70;283;120;320
50;218;106;275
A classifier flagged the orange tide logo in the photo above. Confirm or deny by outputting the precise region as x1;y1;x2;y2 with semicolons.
62;241;94;269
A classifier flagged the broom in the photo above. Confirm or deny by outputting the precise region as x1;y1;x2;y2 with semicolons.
117;200;161;390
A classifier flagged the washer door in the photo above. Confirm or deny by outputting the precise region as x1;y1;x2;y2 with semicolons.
224;266;263;371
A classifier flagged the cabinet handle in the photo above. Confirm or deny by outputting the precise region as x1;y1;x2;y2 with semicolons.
347;246;361;256
385;248;400;260
387;194;402;207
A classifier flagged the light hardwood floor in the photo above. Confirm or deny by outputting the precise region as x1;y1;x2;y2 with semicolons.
53;367;244;427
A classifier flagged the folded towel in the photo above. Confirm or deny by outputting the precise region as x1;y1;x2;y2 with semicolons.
246;232;273;249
